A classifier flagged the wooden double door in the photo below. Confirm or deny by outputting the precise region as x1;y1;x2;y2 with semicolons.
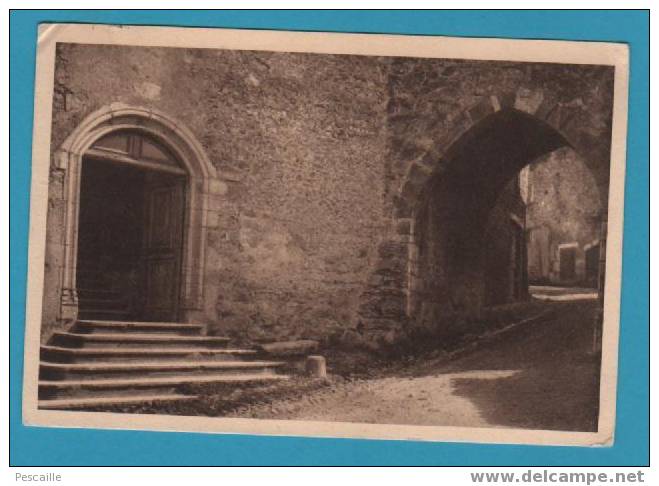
77;132;187;322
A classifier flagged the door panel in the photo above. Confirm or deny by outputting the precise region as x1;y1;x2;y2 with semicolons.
147;187;179;249
142;175;185;321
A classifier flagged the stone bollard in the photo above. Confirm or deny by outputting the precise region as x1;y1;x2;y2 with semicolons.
305;355;327;379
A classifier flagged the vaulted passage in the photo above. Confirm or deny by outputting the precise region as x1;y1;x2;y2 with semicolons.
76;131;187;322
407;109;602;330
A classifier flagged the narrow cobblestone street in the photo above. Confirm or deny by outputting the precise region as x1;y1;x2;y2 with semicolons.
234;297;601;432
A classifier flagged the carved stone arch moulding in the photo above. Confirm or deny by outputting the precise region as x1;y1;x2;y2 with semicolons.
55;103;222;321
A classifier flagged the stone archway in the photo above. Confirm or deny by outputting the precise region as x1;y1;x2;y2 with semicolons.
53;103;222;324
393;94;609;221
358;94;611;342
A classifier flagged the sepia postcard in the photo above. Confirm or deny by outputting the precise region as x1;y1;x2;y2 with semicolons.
22;23;629;446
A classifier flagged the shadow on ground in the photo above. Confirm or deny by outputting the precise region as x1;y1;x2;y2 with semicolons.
433;300;602;431
450;360;600;431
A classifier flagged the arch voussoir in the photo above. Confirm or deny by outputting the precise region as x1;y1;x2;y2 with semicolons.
497;90;518;110
513;87;545;115
396;98;491;213
466;95;498;125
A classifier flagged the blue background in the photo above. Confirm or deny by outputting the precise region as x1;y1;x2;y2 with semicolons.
10;10;649;466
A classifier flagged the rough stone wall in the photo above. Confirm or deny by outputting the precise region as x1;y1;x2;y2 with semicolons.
409;176;467;332
526;147;602;286
46;43;390;343
43;43;614;347
410;169;527;335
483;176;527;306
41;168;66;340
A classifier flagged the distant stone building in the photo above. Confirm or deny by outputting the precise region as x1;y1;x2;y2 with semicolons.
525;148;603;288
41;43;614;349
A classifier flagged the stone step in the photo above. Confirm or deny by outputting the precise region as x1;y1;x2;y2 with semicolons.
39;320;290;406
40;359;285;379
78;309;133;320
50;331;230;349
39;373;289;399
77;297;125;306
38;393;198;410
74;278;107;287
76;287;123;297
41;345;258;363
72;320;204;335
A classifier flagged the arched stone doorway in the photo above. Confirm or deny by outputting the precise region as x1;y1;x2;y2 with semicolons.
358;99;609;340
51;103;220;325
406;108;573;326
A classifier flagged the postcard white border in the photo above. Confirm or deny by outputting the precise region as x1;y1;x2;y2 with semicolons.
22;23;629;447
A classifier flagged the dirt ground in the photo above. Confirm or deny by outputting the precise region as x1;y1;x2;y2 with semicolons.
229;299;602;432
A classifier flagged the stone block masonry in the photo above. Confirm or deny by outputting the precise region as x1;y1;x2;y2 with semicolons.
42;43;614;350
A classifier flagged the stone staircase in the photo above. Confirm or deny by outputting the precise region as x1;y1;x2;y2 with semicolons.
38;319;289;411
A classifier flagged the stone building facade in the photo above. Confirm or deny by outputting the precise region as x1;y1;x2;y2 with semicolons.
525;148;602;287
41;43;614;348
